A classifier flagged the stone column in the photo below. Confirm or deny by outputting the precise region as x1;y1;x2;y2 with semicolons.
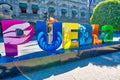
14;0;20;16
27;3;32;14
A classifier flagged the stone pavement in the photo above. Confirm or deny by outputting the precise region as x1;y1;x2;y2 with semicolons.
44;63;120;80
5;51;120;80
44;56;120;80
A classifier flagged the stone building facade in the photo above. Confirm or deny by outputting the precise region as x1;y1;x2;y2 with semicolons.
0;0;103;23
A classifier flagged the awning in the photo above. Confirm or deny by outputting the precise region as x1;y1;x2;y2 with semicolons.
72;10;77;15
19;3;27;8
48;7;55;12
61;9;67;13
81;12;86;16
32;5;39;10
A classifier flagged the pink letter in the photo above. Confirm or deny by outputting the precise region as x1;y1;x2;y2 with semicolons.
1;20;34;56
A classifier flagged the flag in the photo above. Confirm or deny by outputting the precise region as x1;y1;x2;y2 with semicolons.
89;0;95;4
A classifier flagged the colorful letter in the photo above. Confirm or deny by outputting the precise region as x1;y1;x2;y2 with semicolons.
2;20;34;56
79;24;92;46
62;23;79;49
101;25;114;43
92;24;102;45
36;21;62;51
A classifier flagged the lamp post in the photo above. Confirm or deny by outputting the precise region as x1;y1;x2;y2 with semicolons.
42;0;49;21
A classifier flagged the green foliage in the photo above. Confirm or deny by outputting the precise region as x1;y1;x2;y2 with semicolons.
90;0;120;30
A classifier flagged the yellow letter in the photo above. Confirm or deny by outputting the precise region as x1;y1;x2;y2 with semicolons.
62;23;79;49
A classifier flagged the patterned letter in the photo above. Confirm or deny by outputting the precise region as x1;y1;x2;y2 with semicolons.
101;25;114;43
79;24;92;46
62;23;79;49
92;24;102;45
36;21;62;51
2;20;34;56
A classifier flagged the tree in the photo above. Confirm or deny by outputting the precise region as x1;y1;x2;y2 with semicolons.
90;0;120;30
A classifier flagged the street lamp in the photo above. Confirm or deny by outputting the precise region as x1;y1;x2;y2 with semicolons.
42;0;49;21
43;11;47;21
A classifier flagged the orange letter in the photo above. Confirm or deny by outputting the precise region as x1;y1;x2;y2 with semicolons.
92;24;102;45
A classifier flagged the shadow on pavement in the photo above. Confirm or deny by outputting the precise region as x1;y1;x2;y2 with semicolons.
1;51;120;80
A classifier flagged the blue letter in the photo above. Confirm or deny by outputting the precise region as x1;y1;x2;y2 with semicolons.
36;21;62;51
79;24;92;46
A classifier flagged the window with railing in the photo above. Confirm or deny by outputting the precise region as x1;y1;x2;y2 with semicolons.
48;7;55;17
19;3;27;13
32;5;39;14
81;12;86;17
72;10;77;18
61;9;67;17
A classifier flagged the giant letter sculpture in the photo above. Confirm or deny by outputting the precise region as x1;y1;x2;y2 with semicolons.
101;25;114;43
79;24;92;46
2;20;34;56
37;21;62;51
92;24;102;45
62;23;79;49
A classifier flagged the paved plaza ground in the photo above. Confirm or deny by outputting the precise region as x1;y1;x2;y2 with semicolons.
3;51;120;80
0;36;120;80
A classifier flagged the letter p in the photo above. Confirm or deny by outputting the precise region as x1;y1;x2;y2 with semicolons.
1;20;34;56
